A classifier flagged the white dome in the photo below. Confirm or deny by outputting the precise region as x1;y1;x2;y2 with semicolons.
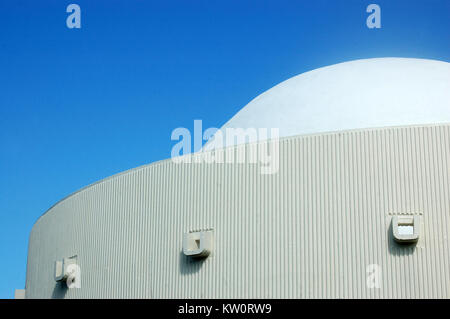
218;58;450;146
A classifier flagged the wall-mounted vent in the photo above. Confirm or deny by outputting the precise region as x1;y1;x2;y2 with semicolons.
392;215;420;244
183;230;213;258
54;255;79;286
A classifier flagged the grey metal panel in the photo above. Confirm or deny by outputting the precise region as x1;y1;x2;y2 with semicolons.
25;124;450;298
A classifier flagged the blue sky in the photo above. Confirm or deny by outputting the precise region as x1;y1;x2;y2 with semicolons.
0;0;449;298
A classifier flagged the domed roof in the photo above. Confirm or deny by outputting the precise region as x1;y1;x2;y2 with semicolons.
218;58;450;146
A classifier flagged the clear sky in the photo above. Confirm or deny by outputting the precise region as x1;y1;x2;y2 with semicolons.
0;0;449;298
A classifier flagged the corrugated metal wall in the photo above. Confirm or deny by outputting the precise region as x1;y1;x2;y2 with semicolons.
25;124;450;298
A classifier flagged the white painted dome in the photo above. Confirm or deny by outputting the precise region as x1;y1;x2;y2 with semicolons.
218;58;450;146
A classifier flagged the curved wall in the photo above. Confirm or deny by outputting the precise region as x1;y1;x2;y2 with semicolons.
25;124;450;298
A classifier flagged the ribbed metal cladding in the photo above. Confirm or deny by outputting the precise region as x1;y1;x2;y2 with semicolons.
25;124;450;298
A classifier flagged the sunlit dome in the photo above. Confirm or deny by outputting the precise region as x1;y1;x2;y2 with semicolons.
218;58;450;146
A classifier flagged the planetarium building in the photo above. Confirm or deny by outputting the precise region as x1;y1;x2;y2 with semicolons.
20;58;450;298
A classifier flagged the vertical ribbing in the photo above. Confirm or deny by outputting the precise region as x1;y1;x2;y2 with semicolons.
25;125;450;298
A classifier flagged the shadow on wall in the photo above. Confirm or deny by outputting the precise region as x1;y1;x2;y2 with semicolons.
179;251;207;275
387;222;417;256
51;281;68;299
